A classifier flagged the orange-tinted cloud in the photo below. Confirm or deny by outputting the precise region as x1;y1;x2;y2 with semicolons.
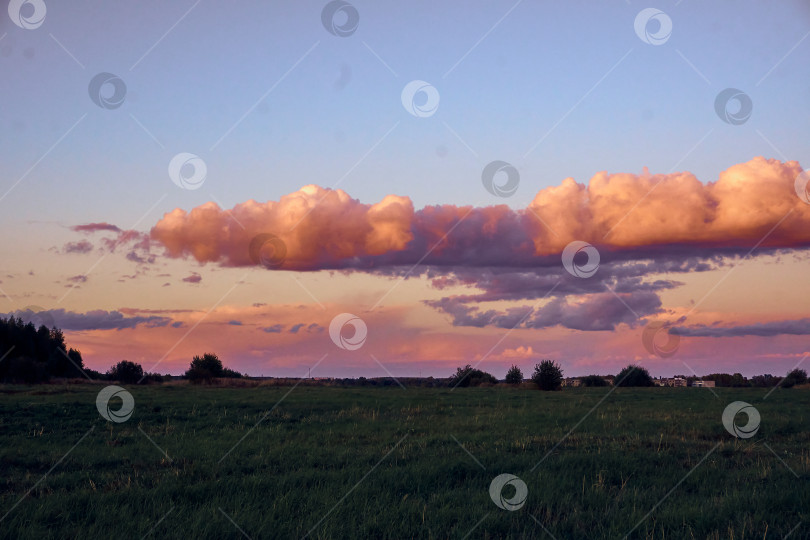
150;158;809;270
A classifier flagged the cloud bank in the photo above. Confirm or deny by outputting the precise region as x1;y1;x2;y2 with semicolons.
673;318;810;337
5;308;173;331
150;158;810;270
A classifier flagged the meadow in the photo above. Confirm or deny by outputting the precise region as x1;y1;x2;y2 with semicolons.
0;382;807;539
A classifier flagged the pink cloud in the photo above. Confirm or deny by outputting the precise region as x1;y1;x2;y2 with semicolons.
150;158;810;270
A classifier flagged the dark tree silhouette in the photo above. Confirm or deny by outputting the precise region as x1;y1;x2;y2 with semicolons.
107;360;144;384
783;368;808;387
751;374;781;387
532;360;563;391
505;365;523;384
185;353;242;383
0;316;86;382
581;374;608;387
450;364;497;387
615;364;654;387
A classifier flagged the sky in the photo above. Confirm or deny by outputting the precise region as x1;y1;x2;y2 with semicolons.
1;0;809;379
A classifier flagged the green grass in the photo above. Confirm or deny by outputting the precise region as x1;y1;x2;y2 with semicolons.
0;383;808;539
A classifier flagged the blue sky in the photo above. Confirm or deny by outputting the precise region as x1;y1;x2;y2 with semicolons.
1;0;808;230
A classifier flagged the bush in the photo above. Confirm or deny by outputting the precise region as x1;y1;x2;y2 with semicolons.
221;367;244;379
450;364;498;387
185;353;241;383
6;356;47;383
751;374;781;388
140;372;165;384
186;353;223;383
532;360;563;391
730;373;749;387
84;368;106;380
505;365;523;384
106;360;144;384
615;364;654;387
784;368;808;387
580;374;608;387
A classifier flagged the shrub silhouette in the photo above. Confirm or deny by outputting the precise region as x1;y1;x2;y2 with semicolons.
107;360;144;384
783;368;808;388
532;359;563;391
450;364;497;387
581;374;608;387
505;365;523;384
185;353;242;383
615;364;654;387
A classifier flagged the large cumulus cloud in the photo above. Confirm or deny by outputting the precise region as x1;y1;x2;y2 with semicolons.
144;157;810;333
150;158;810;270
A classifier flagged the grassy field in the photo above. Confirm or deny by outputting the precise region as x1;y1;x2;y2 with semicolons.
0;382;808;539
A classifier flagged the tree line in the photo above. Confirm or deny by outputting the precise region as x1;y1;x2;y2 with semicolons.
450;361;808;390
0;316;242;384
451;361;653;390
1;316;807;388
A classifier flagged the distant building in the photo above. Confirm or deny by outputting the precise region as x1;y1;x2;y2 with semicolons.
692;380;716;388
673;377;687;387
563;377;581;387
